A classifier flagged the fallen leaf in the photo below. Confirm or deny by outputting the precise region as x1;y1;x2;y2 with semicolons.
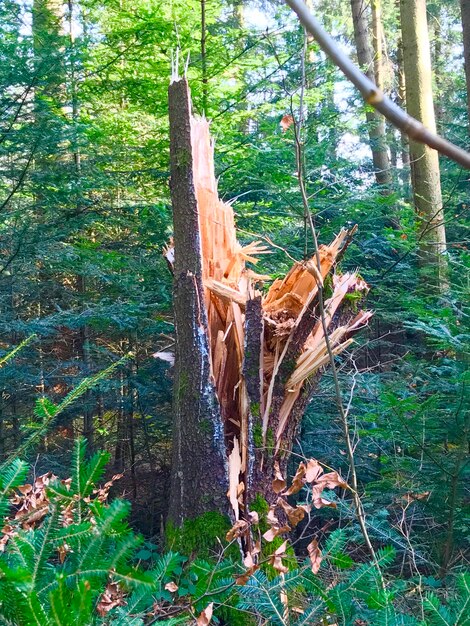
96;582;126;616
164;581;178;593
196;602;214;626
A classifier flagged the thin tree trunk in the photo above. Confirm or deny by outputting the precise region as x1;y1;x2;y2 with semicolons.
460;0;470;128
396;34;410;173
350;0;391;186
371;0;384;91
432;15;444;132
400;0;448;289
201;0;208;115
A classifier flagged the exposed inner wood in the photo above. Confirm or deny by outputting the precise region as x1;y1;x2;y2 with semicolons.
173;80;371;522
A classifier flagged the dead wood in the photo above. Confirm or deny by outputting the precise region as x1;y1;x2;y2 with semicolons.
167;78;372;526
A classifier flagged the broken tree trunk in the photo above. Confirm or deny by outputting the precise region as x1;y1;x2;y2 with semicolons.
167;78;372;528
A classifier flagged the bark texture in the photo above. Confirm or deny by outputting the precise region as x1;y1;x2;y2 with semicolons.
400;0;448;287
461;0;470;128
167;79;228;525
350;0;391;186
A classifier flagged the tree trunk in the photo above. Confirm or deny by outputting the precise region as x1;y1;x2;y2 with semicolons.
350;0;391;186
396;34;410;175
371;0;385;91
200;0;208;115
167;79;228;526
400;0;448;288
167;79;372;529
460;0;470;128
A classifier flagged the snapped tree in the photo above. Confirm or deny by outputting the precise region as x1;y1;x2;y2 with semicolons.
166;78;372;530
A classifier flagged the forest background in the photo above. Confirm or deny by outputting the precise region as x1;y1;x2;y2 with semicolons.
0;0;468;624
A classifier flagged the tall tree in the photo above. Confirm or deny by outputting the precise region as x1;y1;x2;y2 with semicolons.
400;0;448;287
350;0;391;186
460;0;470;127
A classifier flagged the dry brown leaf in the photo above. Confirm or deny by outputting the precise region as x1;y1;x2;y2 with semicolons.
96;582;126;617
272;461;287;494
307;539;322;574
267;504;278;525
164;581;178;593
270;539;290;575
280;114;294;131
226;519;249;542
236;564;259;586
319;471;347;490
282;463;306;496
271;555;289;574
274;539;288;555
304;459;323;483
248;510;259;524
196;602;214;626
262;524;291;542
312;496;337;509
277;498;307;528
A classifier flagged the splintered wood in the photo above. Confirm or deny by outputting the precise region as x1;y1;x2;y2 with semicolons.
174;86;371;521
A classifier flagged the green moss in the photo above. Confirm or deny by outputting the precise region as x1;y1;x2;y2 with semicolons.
323;273;334;300
250;493;269;516
253;422;263;448
251;402;260;418
343;289;363;310
166;511;237;558
266;427;275;453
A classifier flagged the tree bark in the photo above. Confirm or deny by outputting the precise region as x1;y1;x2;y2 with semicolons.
350;0;391;186
400;0;448;288
461;0;470;129
396;34;410;175
167;79;228;526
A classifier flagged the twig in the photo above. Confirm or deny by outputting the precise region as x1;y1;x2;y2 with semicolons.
291;25;385;588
